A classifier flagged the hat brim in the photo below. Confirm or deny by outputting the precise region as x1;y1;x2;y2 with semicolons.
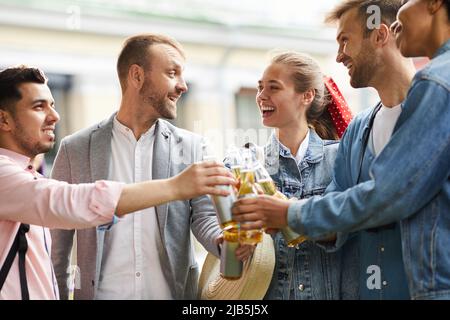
198;233;275;300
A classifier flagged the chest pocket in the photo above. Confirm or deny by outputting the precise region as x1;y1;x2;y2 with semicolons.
301;187;326;199
276;180;302;199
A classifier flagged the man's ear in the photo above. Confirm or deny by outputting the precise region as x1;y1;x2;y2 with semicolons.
127;64;145;90
0;109;13;132
428;0;445;15
372;24;390;47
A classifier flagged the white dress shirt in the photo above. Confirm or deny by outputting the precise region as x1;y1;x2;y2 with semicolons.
295;130;310;165
95;117;173;300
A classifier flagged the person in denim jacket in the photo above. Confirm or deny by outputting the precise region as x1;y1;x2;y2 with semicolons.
237;0;414;300
255;51;349;300
233;0;450;300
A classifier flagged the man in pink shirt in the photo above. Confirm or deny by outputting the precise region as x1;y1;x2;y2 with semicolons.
0;66;236;299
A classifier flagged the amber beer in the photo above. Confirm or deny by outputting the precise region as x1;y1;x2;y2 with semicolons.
231;165;242;180
220;229;243;280
255;165;308;247
257;179;277;195
237;166;264;245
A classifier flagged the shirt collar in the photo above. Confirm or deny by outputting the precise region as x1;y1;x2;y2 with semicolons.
0;147;31;169
433;39;450;59
113;116;156;141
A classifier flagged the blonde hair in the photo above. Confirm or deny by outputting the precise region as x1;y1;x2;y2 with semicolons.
271;51;338;140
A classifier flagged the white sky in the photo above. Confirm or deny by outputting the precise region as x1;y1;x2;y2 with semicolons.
78;0;342;28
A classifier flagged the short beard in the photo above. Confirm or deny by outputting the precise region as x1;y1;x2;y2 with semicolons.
12;115;53;157
140;78;176;120
350;41;379;89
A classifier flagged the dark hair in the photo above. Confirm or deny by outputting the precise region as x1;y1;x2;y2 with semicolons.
325;0;403;37
0;65;47;114
117;33;185;91
271;51;339;140
446;0;450;20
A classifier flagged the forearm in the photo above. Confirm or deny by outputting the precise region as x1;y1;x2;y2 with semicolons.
116;178;177;216
0;169;123;229
289;80;450;238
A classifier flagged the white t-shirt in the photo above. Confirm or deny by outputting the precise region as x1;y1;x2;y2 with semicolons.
371;103;403;156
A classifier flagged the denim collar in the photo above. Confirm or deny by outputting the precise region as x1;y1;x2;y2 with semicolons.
433;39;450;59
264;128;324;168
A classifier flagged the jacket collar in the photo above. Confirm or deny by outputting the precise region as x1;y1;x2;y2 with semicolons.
433;39;450;59
265;128;324;167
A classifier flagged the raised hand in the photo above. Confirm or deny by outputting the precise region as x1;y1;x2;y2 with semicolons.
171;160;237;200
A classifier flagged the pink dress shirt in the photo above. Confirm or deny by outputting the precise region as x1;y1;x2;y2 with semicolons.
0;148;124;300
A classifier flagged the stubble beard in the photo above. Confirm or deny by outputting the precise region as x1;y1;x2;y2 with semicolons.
140;78;177;120
350;43;379;89
12;117;53;157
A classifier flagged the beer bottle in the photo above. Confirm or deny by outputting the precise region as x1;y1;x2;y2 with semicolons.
220;228;243;280
203;146;238;230
237;149;263;245
254;163;307;247
226;146;243;181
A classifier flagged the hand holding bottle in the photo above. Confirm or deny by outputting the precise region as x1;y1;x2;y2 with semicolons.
171;160;236;200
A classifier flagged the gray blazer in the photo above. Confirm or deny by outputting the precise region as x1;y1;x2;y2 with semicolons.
50;113;221;300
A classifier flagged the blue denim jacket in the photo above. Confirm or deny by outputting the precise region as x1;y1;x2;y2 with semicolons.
324;106;410;300
288;40;450;300
262;129;349;300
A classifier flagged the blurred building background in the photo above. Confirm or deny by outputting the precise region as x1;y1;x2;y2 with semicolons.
0;0;385;163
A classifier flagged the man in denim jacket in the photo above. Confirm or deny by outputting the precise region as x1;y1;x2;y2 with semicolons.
233;0;450;300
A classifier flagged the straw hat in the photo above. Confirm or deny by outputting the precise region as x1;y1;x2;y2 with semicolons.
198;233;275;300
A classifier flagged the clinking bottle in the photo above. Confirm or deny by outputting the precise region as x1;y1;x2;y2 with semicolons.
254;163;308;248
220;228;243;280
226;146;243;183
203;154;238;230
237;149;264;245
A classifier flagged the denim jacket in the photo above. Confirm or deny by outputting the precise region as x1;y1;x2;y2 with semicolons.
262;129;347;300
288;40;450;300
324;106;410;300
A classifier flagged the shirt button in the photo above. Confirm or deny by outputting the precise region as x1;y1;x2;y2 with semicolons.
382;281;388;286
27;165;33;170
298;284;305;291
136;272;141;277
380;246;385;252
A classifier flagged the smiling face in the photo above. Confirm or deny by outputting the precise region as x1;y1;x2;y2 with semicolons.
3;82;59;158
256;63;307;130
335;8;379;88
139;43;188;120
391;0;435;57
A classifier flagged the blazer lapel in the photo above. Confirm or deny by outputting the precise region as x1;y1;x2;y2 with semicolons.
152;120;172;241
90;114;115;181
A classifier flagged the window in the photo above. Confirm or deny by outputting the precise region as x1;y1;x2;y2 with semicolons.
235;87;264;131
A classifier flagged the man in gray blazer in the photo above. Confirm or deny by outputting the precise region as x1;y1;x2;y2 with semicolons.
50;34;252;300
